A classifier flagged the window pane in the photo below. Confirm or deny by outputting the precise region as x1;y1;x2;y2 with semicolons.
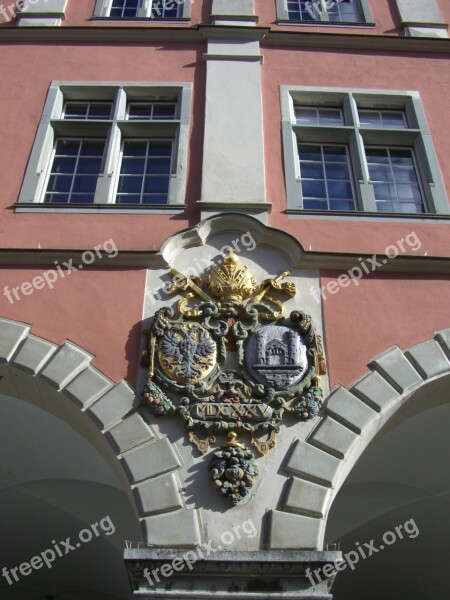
329;200;356;211
328;0;363;22
116;140;173;204
296;108;318;124
359;111;381;127
55;139;80;156
121;158;146;174
323;146;348;162
304;199;328;210
110;0;139;17
64;103;88;119
367;147;425;213
325;163;350;179
368;165;392;182
118;177;143;194
146;157;172;174
122;141;148;157
148;141;173;156
47;175;72;193
52;157;77;174
319;108;344;125
300;162;324;179
128;103;177;120
142;194;170;204
359;110;407;129
80;141;105;157
296;107;343;125
151;0;180;18
327;181;353;199
287;0;317;20
144;175;170;193
65;102;112;120
72;176;98;193
382;111;407;128
299;145;322;161
44;139;104;204
302;180;327;199
299;143;356;211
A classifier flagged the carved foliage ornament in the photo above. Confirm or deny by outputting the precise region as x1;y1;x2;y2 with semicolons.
143;251;326;505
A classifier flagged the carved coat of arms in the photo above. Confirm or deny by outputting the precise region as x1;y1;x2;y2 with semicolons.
142;251;326;505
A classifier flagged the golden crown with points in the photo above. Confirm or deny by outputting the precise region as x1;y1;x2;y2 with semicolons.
206;251;257;302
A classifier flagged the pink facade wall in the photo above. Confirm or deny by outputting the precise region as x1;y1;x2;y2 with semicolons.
0;0;448;389
52;0;450;33
321;272;450;387
0;267;146;385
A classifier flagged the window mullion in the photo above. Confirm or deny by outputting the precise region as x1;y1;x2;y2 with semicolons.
138;0;149;18
319;0;329;21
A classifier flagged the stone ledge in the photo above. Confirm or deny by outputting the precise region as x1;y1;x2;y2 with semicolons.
268;510;323;550
325;386;376;434
125;548;341;598
283;477;331;518
284;439;340;487
133;472;183;517
435;328;450;359
404;340;450;379
85;380;139;429
65;365;114;409
141;508;202;548
370;346;423;393
10;334;57;375
350;370;399;412
106;411;155;454
121;437;182;484
309;417;359;459
0;319;31;363
40;340;93;389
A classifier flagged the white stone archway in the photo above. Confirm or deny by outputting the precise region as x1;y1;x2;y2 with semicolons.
0;317;201;547
269;329;450;550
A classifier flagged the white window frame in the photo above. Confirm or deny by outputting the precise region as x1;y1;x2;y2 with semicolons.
93;0;191;19
17;82;192;213
280;86;449;217
276;0;372;24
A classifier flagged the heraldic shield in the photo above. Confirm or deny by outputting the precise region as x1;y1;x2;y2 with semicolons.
143;250;326;506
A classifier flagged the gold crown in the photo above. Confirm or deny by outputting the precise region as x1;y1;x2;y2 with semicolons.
206;251;257;302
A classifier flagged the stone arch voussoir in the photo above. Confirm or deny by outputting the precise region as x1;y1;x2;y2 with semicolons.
269;329;450;551
0;317;202;547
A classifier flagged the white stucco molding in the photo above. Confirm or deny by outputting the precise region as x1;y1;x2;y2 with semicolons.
159;212;305;267
269;328;450;550
0;317;201;547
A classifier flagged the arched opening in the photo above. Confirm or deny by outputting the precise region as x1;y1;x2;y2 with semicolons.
0;384;141;599
325;375;450;598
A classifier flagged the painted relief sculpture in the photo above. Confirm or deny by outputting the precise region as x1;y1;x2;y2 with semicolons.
143;251;326;505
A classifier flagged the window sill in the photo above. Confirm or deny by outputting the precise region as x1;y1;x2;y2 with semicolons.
14;203;186;215
91;17;191;23
286;209;450;221
276;20;375;29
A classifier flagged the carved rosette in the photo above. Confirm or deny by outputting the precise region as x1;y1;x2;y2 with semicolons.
142;251;327;506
